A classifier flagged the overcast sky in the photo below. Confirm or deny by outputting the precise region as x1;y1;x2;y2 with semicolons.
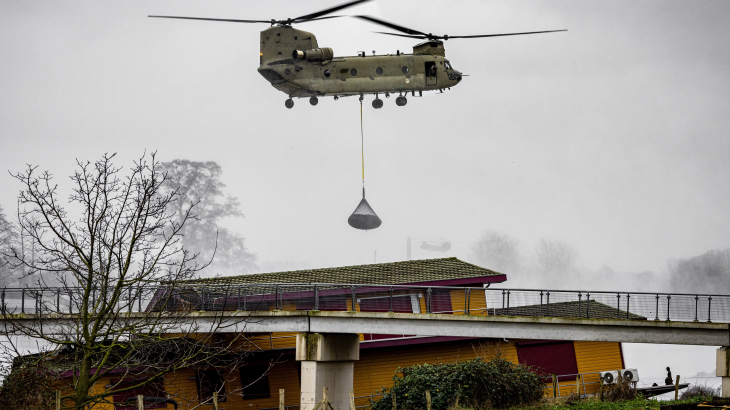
1;0;729;276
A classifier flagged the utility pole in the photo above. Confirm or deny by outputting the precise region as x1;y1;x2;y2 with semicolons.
407;236;411;261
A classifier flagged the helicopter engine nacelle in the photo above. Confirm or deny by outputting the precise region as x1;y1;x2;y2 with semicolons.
292;48;334;62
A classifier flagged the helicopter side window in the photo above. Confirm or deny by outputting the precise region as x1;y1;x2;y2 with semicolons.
401;66;409;74
375;67;383;75
350;68;357;77
324;69;331;78
444;61;453;70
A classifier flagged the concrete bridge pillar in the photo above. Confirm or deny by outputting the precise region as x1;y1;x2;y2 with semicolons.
297;333;359;410
717;347;730;397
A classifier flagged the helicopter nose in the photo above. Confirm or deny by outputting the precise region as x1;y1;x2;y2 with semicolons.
454;70;463;83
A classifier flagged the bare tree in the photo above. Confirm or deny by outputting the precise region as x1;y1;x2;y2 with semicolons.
0;205;17;286
0;153;254;410
535;238;577;277
667;248;730;294
470;231;522;273
159;160;256;275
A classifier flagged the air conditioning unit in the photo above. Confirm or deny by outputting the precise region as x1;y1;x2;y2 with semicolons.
620;368;640;383
599;371;618;385
599;369;640;385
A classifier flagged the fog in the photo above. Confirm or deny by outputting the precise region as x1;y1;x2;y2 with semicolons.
1;0;729;395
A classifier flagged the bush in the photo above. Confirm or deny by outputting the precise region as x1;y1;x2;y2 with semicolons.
0;360;56;409
679;384;721;400
602;374;640;402
371;356;544;410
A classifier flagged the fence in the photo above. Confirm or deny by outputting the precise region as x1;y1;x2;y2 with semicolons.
2;284;730;324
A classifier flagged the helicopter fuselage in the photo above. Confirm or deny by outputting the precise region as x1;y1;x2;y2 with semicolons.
257;26;462;99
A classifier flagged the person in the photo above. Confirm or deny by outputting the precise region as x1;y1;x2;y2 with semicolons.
665;367;674;385
429;64;437;77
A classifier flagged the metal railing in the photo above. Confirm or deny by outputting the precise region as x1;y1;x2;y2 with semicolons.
2;284;730;324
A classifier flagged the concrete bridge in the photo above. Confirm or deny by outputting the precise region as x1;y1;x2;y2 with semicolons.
4;283;730;407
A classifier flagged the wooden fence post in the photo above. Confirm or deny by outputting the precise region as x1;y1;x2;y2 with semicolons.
552;374;557;398
575;374;581;397
137;394;143;410
675;375;681;400
425;390;431;410
350;389;355;410
280;389;285;410
392;392;396;410
599;379;604;401
56;390;61;410
213;391;219;410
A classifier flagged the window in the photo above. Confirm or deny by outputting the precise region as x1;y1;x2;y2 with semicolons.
324;69;331;77
401;66;409;74
444;61;453;70
196;370;226;404
516;341;578;381
350;68;358;76
375;67;383;75
112;379;166;410
240;365;271;400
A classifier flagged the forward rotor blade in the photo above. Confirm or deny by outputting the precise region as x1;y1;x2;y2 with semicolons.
372;31;427;39
148;15;270;24
294;0;371;22
356;15;429;37
298;15;343;23
447;29;567;38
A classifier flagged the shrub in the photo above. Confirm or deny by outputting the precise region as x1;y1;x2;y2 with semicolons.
0;360;56;409
679;384;721;400
371;356;544;410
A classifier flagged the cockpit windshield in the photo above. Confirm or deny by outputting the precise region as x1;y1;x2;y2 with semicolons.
444;60;453;70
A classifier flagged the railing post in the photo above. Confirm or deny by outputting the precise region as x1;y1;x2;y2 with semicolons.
540;291;544;317
389;287;394;313
238;286;241;311
1;288;5;313
694;295;699;322
138;288;143;312
21;289;25;314
708;296;712;323
506;290;510;315
666;295;671;321
426;287;432;313
243;285;247;311
69;291;73;313
586;293;590;319
275;285;280;310
546;291;550;316
626;294;631;319
577;292;582;318
465;288;471;315
655;294;660;321
616;293;621;319
314;285;319;310
501;290;505;311
351;286;357;312
56;290;60;312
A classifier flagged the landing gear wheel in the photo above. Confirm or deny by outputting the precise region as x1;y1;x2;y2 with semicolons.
309;96;318;106
285;98;294;109
372;98;383;109
395;96;407;106
359;94;364;102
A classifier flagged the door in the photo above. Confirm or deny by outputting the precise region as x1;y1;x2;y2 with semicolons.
425;61;437;86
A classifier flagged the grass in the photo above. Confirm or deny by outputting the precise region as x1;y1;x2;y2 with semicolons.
508;395;716;410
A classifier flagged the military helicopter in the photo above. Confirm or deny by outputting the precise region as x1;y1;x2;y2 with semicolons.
149;1;565;109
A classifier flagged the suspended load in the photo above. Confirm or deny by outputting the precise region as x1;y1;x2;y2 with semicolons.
348;188;381;230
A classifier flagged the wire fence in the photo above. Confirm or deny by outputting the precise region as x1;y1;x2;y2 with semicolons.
2;284;730;324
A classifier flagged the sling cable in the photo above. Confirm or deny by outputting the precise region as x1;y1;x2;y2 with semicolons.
348;98;382;230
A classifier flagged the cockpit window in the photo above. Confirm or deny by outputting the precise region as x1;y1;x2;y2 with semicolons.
444;61;453;70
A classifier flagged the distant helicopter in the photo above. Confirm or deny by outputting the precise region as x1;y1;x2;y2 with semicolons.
420;238;452;253
150;0;565;109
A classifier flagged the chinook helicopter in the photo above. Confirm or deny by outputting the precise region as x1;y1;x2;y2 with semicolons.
149;1;565;109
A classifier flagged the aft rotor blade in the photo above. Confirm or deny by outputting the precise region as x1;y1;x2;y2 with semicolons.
148;15;270;24
372;31;427;39
448;29;567;38
356;15;429;37
294;0;371;22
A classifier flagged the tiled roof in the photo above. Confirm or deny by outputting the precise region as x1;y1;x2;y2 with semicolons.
494;300;645;320
184;258;504;285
